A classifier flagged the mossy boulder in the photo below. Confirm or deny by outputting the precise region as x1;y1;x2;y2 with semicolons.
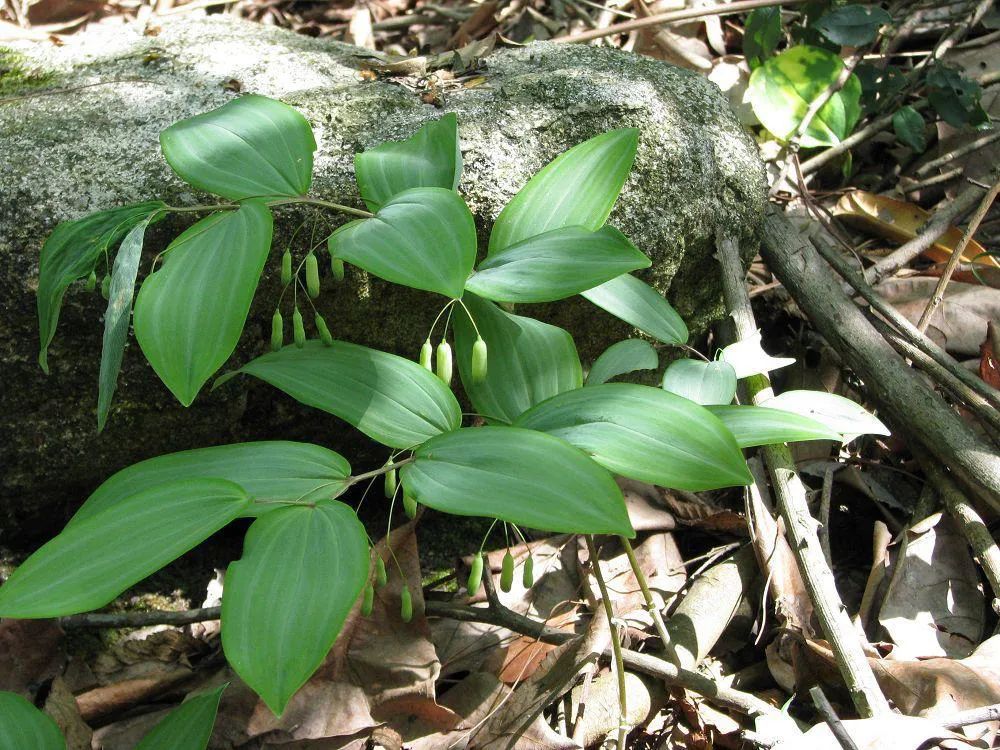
0;16;765;542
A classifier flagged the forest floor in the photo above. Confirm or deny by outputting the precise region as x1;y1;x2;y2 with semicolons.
1;0;999;748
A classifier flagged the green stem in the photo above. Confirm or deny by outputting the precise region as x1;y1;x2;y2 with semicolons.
585;535;628;748
164;196;374;219
619;537;674;655
347;456;414;486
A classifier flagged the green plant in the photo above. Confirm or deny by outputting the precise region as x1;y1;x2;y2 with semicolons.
3;95;888;737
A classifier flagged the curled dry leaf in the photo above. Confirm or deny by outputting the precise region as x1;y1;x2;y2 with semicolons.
776;715;983;750
834;191;996;268
0;618;65;695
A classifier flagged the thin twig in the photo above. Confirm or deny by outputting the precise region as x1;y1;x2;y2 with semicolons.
809;685;861;750
717;228;891;718
811;235;1000;412
551;0;808;44
940;702;1000;730
915;174;1000;332
862;181;988;284
585;535;628;748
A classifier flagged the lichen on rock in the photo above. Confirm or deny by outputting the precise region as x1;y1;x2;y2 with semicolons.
0;15;765;540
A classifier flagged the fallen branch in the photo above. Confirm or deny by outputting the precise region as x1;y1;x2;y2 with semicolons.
809;685;861;750
717;229;891;719
759;207;1000;509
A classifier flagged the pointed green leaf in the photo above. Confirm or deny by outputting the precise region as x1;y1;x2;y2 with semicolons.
706;405;841;448
749;46;862;147
454;293;582;423
466;225;650;303
759;390;890;438
401;426;633;536
135;684;227;750
0;692;65;750
355;113;462;211
744;6;782;69
134;201;273;406
661;359;737;405
160;95;316;200
68;441;351;527
217;340;461;449
892;106;926;152
582;273;688;345
814;5;892;47
97;215;158;431
222;500;368;716
587;339;659;386
328;187;475;298
37;201;166;373
489;129;638;253
0;479;249;618
515;383;752;491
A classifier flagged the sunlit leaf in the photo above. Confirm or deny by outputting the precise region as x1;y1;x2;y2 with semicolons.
749;45;862;147
489;129;638;253
707;405;841;447
0;692;65;750
355;113;461;211
217;340;461;449
97;215;158;431
586;339;658;386
582;273;688;345
160;95;316;200
454;293;581;423
759;390;890;439
515;383;752;491
68;441;351;527
134;202;274;406
328;187;475;298
401;426;633;536
223;500;368;716
135;684;227;750
466;225;650;303
0;479;249;618
661;359;737;405
37;201;165;373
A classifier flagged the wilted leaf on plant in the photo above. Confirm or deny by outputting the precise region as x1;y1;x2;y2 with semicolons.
834;191;996;267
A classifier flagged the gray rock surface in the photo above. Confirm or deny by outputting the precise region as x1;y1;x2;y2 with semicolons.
0;16;765;541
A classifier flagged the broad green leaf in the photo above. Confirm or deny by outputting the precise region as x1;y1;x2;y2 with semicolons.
489;129;638;253
217;340;461;449
892;106;927;152
222;500;368;716
68;441;351;527
707;405;842;447
401;426;633;536
661;359;737;405
37;201;166;373
355;113;461;211
749;45;862;147
719;331;795;378
759;390;890;439
134;201;273;406
515;383;752;491
586;339;658;386
0;692;65;750
454;293;582;423
926;66;989;129
160;95;316;200
582;273;688;345
97;216;157;432
135;684;227;750
744;6;783;69
814;5;891;47
466;225;650;303
0;479;249;618
328;187;475;298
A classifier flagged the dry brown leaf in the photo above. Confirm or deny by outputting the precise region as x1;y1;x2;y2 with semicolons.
875;277;1000;356
834;191;996;268
979;322;1000;389
0;618;64;696
42;676;91;750
778;715;983;749
76;665;196;724
878;513;984;659
469;611;610;749
619;478;676;532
